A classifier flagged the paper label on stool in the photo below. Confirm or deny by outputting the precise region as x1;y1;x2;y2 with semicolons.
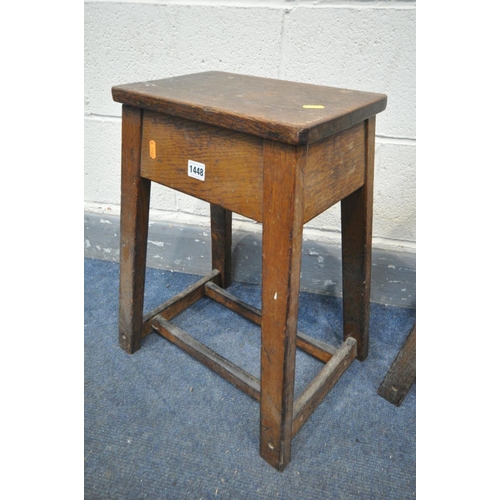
188;160;205;181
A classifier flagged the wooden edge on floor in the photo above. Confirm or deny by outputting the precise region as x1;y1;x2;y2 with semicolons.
151;315;261;402
377;323;416;407
292;337;357;437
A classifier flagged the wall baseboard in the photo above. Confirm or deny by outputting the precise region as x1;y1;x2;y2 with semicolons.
85;212;415;308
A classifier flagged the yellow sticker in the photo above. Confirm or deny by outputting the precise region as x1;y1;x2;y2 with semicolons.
302;105;325;109
149;140;156;159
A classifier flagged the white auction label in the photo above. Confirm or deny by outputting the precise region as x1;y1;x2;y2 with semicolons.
187;160;205;181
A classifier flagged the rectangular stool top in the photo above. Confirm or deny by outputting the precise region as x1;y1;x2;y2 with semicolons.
112;71;386;145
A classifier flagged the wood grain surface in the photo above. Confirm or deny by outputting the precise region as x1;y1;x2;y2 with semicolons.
303;121;365;223
140;111;263;221
113;71;387;145
259;140;306;471
118;105;151;354
341;117;375;361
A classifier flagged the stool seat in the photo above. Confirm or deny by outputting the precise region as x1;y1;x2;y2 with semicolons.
112;71;386;471
112;71;386;144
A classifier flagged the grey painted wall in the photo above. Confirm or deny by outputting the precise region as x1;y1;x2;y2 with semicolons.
84;0;416;248
84;0;416;308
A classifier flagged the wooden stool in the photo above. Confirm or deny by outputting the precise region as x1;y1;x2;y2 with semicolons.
112;72;386;471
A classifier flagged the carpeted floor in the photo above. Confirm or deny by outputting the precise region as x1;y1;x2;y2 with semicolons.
84;257;416;499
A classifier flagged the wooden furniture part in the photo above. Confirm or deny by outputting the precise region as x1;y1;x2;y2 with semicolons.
112;71;387;471
378;323;416;407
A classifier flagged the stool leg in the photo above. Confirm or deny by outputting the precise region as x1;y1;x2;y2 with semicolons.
260;141;305;471
118;105;151;354
210;204;232;288
340;117;375;361
377;323;416;406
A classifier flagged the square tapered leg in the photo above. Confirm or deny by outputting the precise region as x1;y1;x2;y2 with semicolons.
341;117;375;361
259;141;306;471
118;105;151;354
210;204;232;289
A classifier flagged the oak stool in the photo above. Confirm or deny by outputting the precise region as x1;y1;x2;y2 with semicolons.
112;72;387;471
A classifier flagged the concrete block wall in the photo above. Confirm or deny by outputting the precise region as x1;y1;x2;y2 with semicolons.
84;0;416;306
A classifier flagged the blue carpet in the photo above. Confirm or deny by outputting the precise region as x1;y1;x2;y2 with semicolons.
84;258;416;499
